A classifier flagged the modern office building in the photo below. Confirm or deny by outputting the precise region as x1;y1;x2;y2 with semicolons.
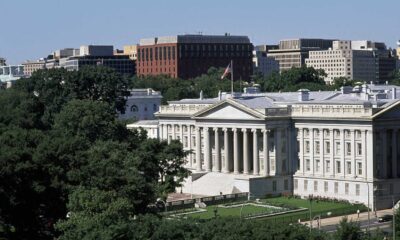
267;39;335;72
137;34;253;80
60;55;135;75
22;59;47;76
306;40;396;84
253;45;280;76
0;65;25;88
131;84;400;210
119;88;162;121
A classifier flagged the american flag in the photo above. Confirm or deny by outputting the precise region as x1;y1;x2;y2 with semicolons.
220;63;232;79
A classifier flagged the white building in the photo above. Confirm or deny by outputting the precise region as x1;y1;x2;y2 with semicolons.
306;40;376;84
134;85;400;210
119;89;162;121
0;65;25;88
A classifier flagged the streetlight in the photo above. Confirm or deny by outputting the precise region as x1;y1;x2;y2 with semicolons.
309;194;313;232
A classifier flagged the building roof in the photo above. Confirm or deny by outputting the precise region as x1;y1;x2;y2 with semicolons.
140;34;250;46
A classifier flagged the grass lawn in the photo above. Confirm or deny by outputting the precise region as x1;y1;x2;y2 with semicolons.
260;196;367;223
188;204;281;219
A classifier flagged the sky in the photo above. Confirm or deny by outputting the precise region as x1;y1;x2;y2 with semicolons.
1;0;399;64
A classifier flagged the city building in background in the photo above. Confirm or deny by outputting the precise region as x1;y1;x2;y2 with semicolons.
0;65;25;88
306;40;396;84
114;45;138;60
22;59;46;76
119;88;162;121
0;57;6;66
252;45;279;76
267;38;335;72
137;34;253;80
131;84;400;210
22;45;135;76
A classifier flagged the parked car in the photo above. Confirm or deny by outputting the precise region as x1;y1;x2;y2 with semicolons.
378;214;392;222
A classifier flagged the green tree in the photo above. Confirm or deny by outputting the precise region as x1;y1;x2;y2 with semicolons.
334;217;363;240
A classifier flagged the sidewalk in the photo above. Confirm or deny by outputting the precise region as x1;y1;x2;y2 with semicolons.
301;208;394;227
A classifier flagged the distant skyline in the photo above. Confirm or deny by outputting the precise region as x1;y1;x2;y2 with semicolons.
1;0;399;64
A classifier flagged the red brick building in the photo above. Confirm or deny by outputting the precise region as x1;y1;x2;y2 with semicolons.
137;34;253;80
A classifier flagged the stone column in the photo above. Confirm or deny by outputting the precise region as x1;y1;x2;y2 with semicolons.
329;128;334;177
243;129;249;174
320;128;324;176
180;124;184;144
263;129;270;176
361;130;367;178
351;130;356;178
275;128;280;175
172;124;176;140
233;128;239;174
287;127;292;174
310;128;314;175
159;124;163;140
204;127;211;172
167;124;171;144
196;127;202;171
392;129;398;178
252;129;259;175
214;127;221;172
298;128;304;174
381;129;387;178
223;128;230;173
340;129;345;177
188;125;192;168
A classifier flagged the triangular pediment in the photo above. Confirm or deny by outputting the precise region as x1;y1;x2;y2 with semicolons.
373;101;400;120
194;101;264;120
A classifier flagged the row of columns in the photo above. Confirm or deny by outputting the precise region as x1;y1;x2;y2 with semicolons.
377;128;399;179
158;123;287;176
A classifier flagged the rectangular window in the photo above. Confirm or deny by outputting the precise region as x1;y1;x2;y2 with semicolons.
357;162;362;175
192;136;196;147
326;160;331;172
346;142;351;155
272;181;277;192
345;183;349;195
184;136;188;147
284;179;289;190
334;182;339;194
294;179;298;190
356;184;360;196
325;141;331;154
316;159;320;172
346;161;351;175
314;181;318;191
304;180;308;191
335;142;340;155
315;141;320;154
324;181;328;192
336;161;341;174
306;159;311;171
357;143;362;155
305;141;310;153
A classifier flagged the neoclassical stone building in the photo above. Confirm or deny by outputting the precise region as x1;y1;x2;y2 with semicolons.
137;84;400;210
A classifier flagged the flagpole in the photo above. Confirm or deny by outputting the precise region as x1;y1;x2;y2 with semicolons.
231;59;234;95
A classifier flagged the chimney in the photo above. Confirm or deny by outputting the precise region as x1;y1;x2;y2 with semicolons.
298;89;310;102
199;90;204;100
386;81;389;85
218;90;222;100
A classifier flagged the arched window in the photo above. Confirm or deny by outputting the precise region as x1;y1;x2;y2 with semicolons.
153;104;158;111
130;105;138;112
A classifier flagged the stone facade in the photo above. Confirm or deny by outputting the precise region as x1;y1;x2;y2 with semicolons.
133;85;400;210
